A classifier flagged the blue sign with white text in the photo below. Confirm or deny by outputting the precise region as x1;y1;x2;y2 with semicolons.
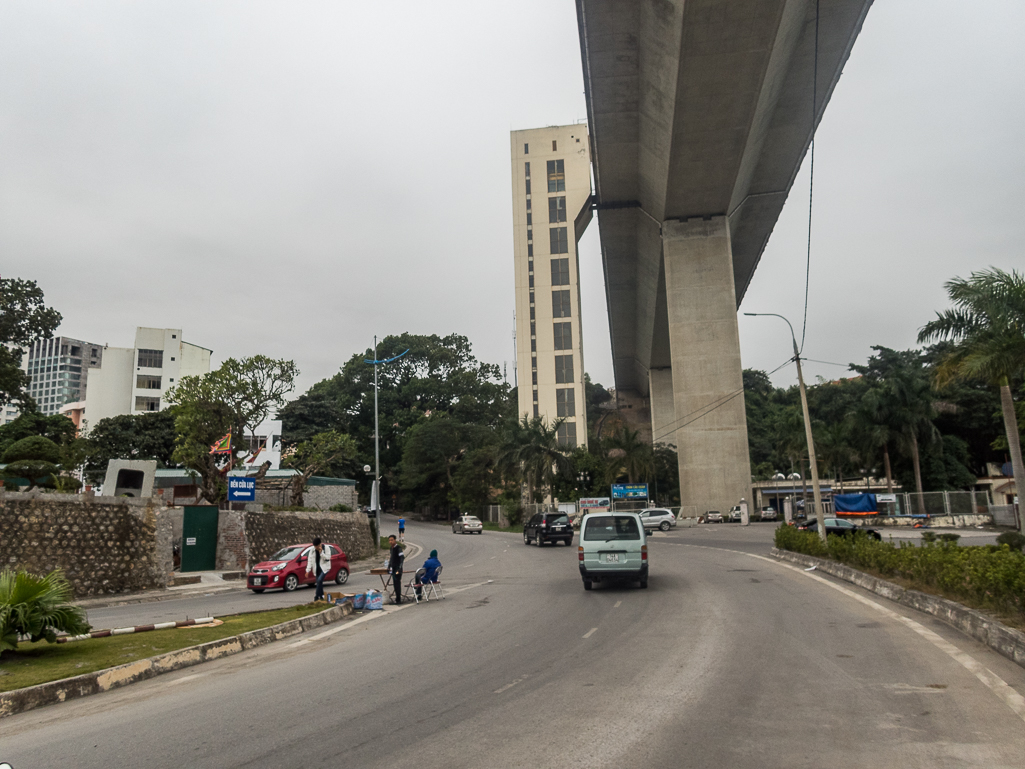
227;477;256;502
611;483;648;499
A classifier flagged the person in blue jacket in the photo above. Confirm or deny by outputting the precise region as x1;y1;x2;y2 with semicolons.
398;517;406;542
416;549;441;598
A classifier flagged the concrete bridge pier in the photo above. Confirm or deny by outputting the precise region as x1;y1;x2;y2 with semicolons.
662;216;752;518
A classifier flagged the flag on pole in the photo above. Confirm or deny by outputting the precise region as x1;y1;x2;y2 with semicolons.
209;432;232;454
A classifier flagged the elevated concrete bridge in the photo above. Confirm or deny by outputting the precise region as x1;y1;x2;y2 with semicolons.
576;0;874;516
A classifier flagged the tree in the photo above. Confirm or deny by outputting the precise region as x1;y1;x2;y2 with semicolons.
0;569;90;651
605;426;654;484
918;268;1025;529
1;435;59;464
498;416;572;503
853;347;938;515
83;409;179;483
0;277;62;411
282;430;357;507
0;409;77;457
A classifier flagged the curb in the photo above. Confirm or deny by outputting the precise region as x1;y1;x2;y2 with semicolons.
770;548;1025;670
73;583;245;611
0;601;353;719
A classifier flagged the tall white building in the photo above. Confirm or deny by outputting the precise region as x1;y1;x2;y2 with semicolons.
23;336;104;417
510;125;592;448
83;327;212;427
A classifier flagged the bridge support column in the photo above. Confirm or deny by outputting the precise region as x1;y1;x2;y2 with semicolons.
649;367;675;446
662;216;752;518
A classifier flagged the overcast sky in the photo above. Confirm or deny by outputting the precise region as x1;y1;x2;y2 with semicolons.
3;1;1023;399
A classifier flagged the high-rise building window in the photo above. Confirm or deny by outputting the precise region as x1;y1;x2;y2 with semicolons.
529;306;535;320
527;229;533;241
526;198;531;210
554;355;574;383
547;160;565;192
525;179;531;195
557;421;577;448
549;197;567;223
552;290;571;318
135;396;160;412
553;322;572;350
552;140;558;151
525;161;530;177
530;322;536;337
524;143;529;154
530;338;536;352
532;371;538;385
527;243;533;257
136;375;162;390
528;274;534;288
527;213;532;226
534;404;540;417
550;227;568;254
137;349;163;368
551;258;570;286
556;388;575;417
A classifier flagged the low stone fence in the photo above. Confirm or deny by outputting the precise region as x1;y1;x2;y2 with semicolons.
0;490;174;597
853;513;992;528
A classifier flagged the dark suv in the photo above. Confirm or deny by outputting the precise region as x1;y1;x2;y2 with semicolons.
524;512;574;547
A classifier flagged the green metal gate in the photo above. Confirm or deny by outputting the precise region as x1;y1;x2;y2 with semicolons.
181;506;219;572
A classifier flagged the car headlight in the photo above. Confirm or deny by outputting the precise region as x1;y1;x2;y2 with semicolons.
271;563;288;571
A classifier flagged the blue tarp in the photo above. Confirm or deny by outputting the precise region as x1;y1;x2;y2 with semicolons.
833;493;877;514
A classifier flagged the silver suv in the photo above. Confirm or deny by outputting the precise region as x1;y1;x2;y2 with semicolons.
639;508;677;531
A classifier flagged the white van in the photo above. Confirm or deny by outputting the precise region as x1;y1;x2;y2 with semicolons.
578;512;648;590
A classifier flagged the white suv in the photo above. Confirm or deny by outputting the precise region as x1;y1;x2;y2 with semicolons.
638;508;677;531
728;506;743;522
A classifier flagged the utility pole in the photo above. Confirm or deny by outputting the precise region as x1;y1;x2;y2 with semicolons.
745;312;827;543
365;340;410;548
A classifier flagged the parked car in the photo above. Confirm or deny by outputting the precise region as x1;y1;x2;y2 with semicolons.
523;512;574;546
704;510;724;523
797;518;882;540
639;508;677;531
247;543;350;593
728;505;743;522
579;512;648;590
452;515;484;534
760;506;778;521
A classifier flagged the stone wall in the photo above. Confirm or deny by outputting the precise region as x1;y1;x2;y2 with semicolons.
216;509;248;571
0;491;174;597
244;510;375;567
253;485;358;511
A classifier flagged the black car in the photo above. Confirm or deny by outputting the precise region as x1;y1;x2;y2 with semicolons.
798;517;882;540
524;512;574;546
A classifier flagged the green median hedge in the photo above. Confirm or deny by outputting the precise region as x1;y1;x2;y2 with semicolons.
774;525;1025;621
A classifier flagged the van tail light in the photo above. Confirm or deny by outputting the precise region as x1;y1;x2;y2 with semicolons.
578;546;584;562
641;545;648;561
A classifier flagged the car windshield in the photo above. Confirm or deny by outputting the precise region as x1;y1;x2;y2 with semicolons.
464;517;481;524
583;515;640;541
545;515;569;524
268;546;305;562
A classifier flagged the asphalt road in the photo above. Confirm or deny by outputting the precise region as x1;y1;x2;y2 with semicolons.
3;517;1024;768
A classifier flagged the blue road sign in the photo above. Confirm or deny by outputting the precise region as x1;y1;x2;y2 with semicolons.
227;476;256;502
611;483;648;499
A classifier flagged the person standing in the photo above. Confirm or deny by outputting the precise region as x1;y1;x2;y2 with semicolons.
397;517;406;542
387;534;404;604
306;538;329;602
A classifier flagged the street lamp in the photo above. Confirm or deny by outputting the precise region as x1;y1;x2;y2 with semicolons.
365;338;409;546
744;312;827;543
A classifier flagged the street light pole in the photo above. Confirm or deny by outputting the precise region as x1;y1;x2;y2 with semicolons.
365;339;410;548
745;312;827;543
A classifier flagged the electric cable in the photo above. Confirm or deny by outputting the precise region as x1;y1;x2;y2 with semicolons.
800;0;820;355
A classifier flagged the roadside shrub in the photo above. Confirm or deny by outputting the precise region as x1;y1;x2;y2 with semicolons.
996;531;1025;553
1;435;60;464
0;569;91;652
329;503;354;513
1;459;58;489
920;531;938;544
938;533;961;545
776;525;1025;620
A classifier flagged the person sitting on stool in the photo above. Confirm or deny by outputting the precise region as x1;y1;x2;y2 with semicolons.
416;549;441;599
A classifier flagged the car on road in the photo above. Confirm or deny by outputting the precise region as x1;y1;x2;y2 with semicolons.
704;510;724;523
797;517;882;540
639;508;677;531
728;505;744;522
524;512;574;546
760;506;778;521
579;512;648;590
452;514;484;534
247;542;350;593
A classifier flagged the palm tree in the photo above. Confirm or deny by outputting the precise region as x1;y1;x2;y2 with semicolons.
0;569;91;651
816;421;854;492
497;416;573;503
774;406;809;503
918;268;1025;530
605;426;654;484
851;392;896;493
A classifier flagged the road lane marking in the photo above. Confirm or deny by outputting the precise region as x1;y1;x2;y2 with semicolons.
463;564;475;568
614;601;622;608
494;676;528;694
582;627;598;639
167;673;206;686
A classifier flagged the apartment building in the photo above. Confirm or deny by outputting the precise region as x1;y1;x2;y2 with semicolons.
24;336;104;417
510;125;592;448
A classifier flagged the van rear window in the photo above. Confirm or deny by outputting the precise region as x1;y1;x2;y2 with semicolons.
583;515;640;541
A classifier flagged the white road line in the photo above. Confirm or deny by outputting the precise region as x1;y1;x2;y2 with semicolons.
167;673;206;686
741;550;1025;723
494;677;526;694
582;627;598;639
614;601;622;608
463;563;475;568
490;556;496;559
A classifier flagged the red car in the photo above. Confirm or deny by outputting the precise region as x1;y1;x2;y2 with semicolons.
247;543;350;593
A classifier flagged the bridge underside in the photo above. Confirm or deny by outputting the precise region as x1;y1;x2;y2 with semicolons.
577;0;874;514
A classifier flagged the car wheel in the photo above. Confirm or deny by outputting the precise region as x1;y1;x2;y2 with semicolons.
524;532;530;545
536;535;544;546
251;588;265;593
639;580;648;589
335;568;349;585
283;574;299;592
659;521;670;531
583;580;592;591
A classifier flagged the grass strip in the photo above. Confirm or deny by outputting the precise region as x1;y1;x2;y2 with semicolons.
0;603;330;693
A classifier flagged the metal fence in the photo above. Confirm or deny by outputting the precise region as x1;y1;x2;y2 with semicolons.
898;490;988;517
